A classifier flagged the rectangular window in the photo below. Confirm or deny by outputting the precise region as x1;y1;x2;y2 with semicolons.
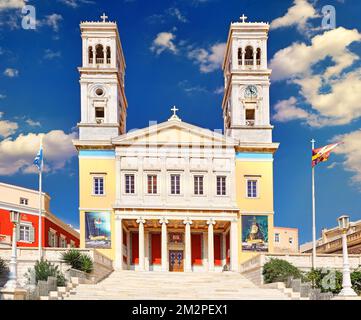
170;174;180;195
194;176;204;195
125;174;135;194
216;176;226;195
147;175;157;194
95;107;104;118
93;177;104;195
19;225;31;242
247;180;258;198
246;109;255;126
59;237;67;248
275;233;280;243
48;231;57;247
19;197;28;205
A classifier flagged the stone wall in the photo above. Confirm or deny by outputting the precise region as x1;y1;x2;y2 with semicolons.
240;253;361;286
0;248;113;286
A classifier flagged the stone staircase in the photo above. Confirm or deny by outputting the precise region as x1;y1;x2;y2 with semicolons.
63;271;294;300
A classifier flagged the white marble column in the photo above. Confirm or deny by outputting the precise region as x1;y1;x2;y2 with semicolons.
137;218;146;271
241;50;245;69
230;219;239;272
92;45;96;66
160;218;169;271
183;218;192;272
115;156;121;205
114;216;123;270
253;47;257;70
207;219;215;271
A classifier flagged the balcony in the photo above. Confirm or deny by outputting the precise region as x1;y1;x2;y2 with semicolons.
96;58;104;64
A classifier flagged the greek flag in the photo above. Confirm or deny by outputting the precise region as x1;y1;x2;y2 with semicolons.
33;144;43;171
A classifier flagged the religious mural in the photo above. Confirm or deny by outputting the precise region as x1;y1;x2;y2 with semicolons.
242;215;268;252
85;212;111;248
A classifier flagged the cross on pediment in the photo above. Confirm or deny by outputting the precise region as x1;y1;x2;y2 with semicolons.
240;14;248;23
100;13;108;23
171;106;179;117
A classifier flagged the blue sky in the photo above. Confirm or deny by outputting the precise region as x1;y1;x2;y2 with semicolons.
0;0;360;244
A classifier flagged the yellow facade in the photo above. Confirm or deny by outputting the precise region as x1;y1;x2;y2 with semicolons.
235;154;276;264
79;155;116;260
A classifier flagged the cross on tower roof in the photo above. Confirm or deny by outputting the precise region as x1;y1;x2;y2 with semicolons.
240;14;248;23
100;13;108;23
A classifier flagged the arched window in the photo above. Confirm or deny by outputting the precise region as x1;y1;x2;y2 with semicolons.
238;48;243;65
245;46;253;66
95;44;104;64
106;47;111;64
256;48;261;66
88;47;93;64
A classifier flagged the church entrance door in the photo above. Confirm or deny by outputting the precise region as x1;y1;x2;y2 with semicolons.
169;250;184;272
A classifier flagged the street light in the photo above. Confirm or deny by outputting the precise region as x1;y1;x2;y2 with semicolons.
4;210;22;289
337;215;357;297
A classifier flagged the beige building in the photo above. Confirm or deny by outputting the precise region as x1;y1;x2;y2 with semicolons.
273;227;299;253
300;219;361;254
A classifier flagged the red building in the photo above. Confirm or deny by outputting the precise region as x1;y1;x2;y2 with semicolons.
0;182;79;248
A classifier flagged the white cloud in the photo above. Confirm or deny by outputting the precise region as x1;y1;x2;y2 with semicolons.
0;130;77;175
332;130;361;188
0;94;6;99
167;8;187;23
273;97;309;122
270;27;361;127
188;42;226;73
270;0;319;33
58;0;94;8
150;32;178;55
41;14;63;32
26;119;41;127
0;113;18;138
0;0;25;10
3;68;18;77
43;49;61;60
214;86;224;95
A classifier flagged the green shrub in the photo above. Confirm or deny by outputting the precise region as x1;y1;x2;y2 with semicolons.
351;268;361;295
26;258;66;287
61;249;94;274
0;258;7;275
263;258;302;284
305;268;342;294
79;254;94;274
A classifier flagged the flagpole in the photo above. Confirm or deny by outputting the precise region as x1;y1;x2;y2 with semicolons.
311;139;316;269
38;138;43;260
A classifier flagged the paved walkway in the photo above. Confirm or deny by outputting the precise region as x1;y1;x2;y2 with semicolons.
64;271;291;300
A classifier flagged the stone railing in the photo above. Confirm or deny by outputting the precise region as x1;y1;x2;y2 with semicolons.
240;252;361;286
0;247;113;287
317;230;361;253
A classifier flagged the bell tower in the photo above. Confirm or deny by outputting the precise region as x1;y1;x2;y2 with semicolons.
222;15;273;144
78;13;127;141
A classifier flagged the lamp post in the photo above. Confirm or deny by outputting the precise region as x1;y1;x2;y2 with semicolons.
4;210;22;289
338;215;357;297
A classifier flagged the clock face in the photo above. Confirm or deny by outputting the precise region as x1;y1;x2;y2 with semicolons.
245;85;258;99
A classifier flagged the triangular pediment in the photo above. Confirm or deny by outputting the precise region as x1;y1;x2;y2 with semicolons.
112;119;237;147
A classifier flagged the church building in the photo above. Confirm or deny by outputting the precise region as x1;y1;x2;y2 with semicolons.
73;14;279;272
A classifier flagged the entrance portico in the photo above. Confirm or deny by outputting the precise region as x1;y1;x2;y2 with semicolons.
114;210;239;273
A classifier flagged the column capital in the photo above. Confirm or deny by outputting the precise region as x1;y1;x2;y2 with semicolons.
159;217;169;225
136;218;146;224
207;218;216;226
183;218;192;225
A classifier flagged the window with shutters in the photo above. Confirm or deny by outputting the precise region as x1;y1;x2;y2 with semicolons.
194;175;204;195
48;230;57;247
170;174;180;195
216;176;226;195
147;175;157;194
125;174;135;194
